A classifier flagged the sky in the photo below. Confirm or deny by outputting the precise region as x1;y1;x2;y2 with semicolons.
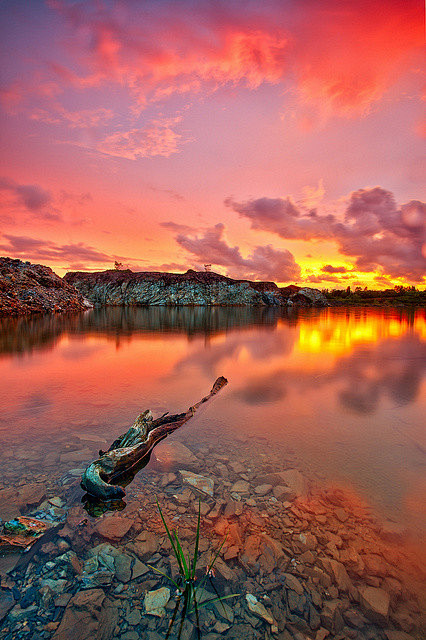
0;0;424;288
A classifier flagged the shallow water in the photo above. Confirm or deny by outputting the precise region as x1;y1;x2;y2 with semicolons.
1;306;425;532
0;306;425;639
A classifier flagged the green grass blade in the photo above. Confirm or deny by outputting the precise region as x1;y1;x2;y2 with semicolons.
191;498;201;580
165;593;182;640
156;499;179;558
174;530;189;579
206;534;227;575
188;593;239;614
147;564;182;591
156;498;185;576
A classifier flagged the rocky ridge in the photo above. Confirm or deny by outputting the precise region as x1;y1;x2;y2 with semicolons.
64;268;328;307
0;258;89;317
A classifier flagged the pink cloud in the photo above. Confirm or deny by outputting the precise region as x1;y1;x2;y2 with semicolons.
98;117;183;159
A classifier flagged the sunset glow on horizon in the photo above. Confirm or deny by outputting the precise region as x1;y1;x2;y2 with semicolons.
0;0;424;288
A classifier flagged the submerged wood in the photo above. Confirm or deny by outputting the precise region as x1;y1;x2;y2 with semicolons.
81;376;228;501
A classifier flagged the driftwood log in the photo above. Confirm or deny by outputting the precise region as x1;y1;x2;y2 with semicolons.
81;376;228;501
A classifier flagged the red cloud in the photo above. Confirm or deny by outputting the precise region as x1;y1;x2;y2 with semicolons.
7;0;420;122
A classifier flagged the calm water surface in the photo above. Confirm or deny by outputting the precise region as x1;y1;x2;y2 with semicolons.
1;305;425;537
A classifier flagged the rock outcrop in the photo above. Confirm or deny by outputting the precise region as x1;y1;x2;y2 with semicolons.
64;269;328;307
0;258;89;317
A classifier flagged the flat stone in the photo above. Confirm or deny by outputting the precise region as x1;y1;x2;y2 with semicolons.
179;470;214;498
254;484;273;496
359;586;390;624
245;594;274;625
144;587;170;617
54;593;73;608
95;515;133;541
126;531;159;561
52;589;118;640
39;578;68;594
0;554;20;577
282;573;304;595
154;441;197;468
213;557;237;581
17;483;47;508
80;570;114;589
258;469;307;498
334;507;348;522
114;554;132;582
126;609;142;625
131;558;149;580
0;590;15;623
230;480;250;494
324;559;352;592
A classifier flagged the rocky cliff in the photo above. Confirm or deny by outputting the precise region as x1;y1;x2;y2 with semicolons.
64;268;328;307
0;257;90;317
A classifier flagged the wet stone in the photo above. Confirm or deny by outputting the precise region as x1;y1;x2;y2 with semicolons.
359;586;390;624
144;587;170;617
114;554;133;582
126;608;142;625
230;480;250;494
179;469;214;498
282;573;304;595
254;484;273;496
95;515;133;541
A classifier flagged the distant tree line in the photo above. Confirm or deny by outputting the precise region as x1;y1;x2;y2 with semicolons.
321;285;425;306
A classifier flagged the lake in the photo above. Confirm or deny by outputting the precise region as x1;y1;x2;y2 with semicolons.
0;306;425;639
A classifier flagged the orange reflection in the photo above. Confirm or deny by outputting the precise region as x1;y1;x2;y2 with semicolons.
297;309;426;356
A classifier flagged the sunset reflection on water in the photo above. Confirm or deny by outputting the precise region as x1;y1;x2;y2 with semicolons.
0;306;425;541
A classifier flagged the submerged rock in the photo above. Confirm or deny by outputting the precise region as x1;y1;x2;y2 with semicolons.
144;587;170;617
154;441;198;468
245;593;275;625
359;586;390;624
52;589;118;640
179;470;214;498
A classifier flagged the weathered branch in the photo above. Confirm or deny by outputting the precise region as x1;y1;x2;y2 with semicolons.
81;376;228;501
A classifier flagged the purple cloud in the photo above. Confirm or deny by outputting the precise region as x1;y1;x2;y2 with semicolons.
226;187;426;282
175;223;300;282
0;177;62;221
321;265;349;274
0;234;112;264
